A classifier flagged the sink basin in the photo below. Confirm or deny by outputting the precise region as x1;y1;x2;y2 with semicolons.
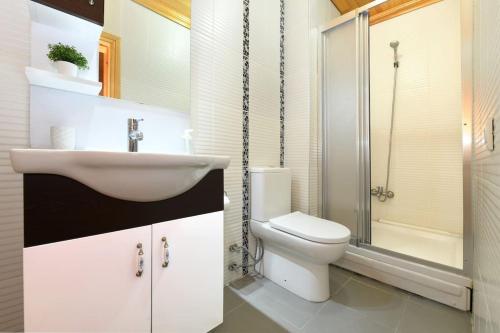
10;149;230;202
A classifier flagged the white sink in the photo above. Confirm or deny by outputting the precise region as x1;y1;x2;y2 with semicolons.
10;149;230;202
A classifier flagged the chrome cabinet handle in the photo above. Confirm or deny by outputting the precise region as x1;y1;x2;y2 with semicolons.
136;243;144;277
89;0;95;5
161;237;169;268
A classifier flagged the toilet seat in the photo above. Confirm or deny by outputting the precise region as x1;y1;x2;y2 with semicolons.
269;211;350;244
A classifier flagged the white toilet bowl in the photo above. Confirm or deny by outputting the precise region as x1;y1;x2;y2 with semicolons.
250;167;351;302
251;212;350;302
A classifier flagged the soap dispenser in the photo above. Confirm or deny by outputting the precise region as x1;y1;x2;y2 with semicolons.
182;129;194;154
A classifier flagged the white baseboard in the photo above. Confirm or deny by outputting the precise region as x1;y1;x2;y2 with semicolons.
336;246;471;311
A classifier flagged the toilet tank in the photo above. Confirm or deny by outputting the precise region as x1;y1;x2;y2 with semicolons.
250;167;291;222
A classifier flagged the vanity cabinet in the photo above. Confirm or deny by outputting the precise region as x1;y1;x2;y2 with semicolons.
24;225;153;332
31;0;105;25
24;212;224;333
152;213;224;332
20;164;226;332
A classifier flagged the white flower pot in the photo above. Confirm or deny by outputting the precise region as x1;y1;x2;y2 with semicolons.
55;61;78;77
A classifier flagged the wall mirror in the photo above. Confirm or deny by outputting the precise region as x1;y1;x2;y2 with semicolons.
101;0;191;113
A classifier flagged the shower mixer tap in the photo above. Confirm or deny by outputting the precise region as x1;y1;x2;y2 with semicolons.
372;41;400;204
370;186;394;202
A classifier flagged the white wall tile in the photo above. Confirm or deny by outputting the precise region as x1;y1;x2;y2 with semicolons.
369;0;463;234
285;0;339;214
0;0;29;330
284;0;310;213
250;0;281;71
214;0;243;51
249;0;280;170
472;0;500;331
192;0;283;283
30;87;190;153
249;58;280;168
191;0;245;284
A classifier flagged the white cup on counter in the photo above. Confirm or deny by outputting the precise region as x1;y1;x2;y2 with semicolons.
50;126;76;150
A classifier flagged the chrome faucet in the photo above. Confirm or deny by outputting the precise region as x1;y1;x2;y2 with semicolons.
128;118;144;152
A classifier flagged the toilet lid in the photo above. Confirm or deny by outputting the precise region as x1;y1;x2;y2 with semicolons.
269;212;351;244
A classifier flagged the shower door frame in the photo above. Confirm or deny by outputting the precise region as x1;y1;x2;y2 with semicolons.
319;0;473;277
318;10;366;246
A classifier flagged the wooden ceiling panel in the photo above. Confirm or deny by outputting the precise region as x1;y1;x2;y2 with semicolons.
330;0;372;14
330;0;443;25
369;0;442;25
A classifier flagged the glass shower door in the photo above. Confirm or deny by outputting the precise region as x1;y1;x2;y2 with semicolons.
321;17;359;242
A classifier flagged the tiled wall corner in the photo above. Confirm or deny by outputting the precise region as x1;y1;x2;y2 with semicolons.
472;0;500;332
284;0;311;213
0;0;30;331
285;0;339;215
246;0;281;271
191;0;284;282
308;0;340;217
191;0;245;284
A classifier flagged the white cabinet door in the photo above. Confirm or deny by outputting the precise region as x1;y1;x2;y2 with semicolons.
152;211;224;333
24;226;152;333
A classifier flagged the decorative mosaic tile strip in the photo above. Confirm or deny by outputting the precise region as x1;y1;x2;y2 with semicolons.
242;0;250;274
280;0;285;168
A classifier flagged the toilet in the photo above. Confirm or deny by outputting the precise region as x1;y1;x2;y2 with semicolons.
250;167;351;302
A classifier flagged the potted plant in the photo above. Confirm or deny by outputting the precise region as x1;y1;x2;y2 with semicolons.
47;43;89;77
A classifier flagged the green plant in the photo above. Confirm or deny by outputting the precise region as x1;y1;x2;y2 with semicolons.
47;43;89;70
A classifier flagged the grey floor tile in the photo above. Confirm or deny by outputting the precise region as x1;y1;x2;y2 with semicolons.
301;300;394;333
230;274;267;296
351;272;410;297
224;271;471;333
224;287;245;315
211;302;288;333
332;278;408;330
396;295;471;333
231;274;324;331
329;264;353;295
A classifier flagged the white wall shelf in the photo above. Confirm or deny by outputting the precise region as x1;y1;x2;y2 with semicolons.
25;67;102;96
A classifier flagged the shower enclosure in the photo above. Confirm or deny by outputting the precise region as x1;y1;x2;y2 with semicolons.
318;0;473;310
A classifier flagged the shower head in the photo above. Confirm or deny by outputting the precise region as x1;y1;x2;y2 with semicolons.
390;41;399;66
